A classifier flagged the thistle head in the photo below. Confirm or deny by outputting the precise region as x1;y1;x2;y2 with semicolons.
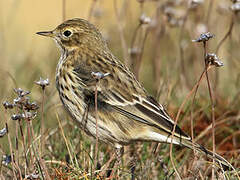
37;18;107;52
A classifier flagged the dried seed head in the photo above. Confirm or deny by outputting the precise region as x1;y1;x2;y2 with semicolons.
35;77;50;89
189;0;204;9
11;114;24;121
2;155;11;166
162;5;185;27
0;127;7;137
231;0;240;4
91;72;110;80
24;101;39;111
2;101;14;109
231;2;240;12
205;53;224;67
13;96;30;108
25;173;39;179
139;14;152;25
13;97;23;105
129;47;141;57
14;88;30;97
11;112;37;121
192;32;214;42
22;112;37;120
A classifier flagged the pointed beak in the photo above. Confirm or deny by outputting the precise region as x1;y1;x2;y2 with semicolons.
36;31;54;38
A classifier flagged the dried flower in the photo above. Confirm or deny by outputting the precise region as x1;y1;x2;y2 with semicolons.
2;101;14;109
22;112;37;120
35;77;50;90
91;72;110;80
189;0;204;9
24;101;39;111
192;32;214;42
231;2;240;12
162;5;185;27
11;112;37;121
205;53;224;67
14;88;30;97
11;114;24;121
0;127;7;137
25;173;39;179
139;14;152;25
2;155;11;166
129;47;141;57
13;97;27;106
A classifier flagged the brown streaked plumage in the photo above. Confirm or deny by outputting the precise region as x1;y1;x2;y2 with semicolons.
37;18;233;170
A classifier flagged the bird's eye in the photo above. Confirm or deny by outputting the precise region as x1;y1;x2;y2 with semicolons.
63;30;72;37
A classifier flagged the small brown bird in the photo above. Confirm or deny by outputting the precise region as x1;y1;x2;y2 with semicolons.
37;18;232;170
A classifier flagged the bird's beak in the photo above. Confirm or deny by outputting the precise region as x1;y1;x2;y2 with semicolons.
36;31;54;38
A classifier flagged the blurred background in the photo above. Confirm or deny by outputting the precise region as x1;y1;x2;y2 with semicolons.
0;0;240;179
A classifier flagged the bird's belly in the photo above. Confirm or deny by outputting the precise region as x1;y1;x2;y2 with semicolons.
56;74;144;145
57;85;122;145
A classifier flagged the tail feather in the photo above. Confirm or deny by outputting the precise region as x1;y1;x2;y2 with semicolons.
181;139;233;171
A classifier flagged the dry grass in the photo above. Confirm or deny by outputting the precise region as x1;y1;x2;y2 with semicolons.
0;0;240;179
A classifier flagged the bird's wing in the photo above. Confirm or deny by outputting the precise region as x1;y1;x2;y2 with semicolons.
73;54;190;140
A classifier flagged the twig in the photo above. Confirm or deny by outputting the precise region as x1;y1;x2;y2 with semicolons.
94;80;99;171
215;14;235;55
206;0;215;27
190;69;206;155
4;122;17;179
40;87;45;157
56;112;74;165
202;42;216;180
99;152;116;177
18;114;29;170
24;110;34;169
91;71;110;176
28;120;47;180
178;8;191;89
88;0;97;21
134;28;150;79
170;64;211;180
151;3;165;95
62;0;66;21
113;0;130;67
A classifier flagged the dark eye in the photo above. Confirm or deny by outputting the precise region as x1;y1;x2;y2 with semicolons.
63;30;72;37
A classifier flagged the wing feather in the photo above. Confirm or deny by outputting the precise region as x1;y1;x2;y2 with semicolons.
73;54;190;140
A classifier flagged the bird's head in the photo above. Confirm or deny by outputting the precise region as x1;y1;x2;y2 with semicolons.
37;18;107;53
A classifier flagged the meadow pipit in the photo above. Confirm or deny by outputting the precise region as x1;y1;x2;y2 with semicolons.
37;18;232;170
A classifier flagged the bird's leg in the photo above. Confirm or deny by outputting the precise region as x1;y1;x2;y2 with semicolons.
116;146;124;167
130;155;136;180
109;146;124;179
129;145;137;180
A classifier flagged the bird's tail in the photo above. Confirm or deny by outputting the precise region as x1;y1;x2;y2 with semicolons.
180;138;233;171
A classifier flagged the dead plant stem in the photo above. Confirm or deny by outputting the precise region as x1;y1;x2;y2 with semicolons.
94;80;99;171
62;0;66;21
40;88;45;157
113;0;130;67
203;42;216;180
170;64;210;180
88;0;97;21
4;117;18;179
